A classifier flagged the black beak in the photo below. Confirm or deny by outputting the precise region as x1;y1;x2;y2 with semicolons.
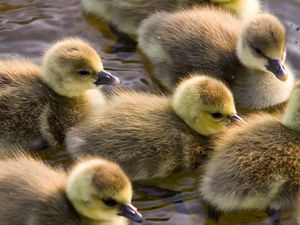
117;203;143;223
266;59;288;81
94;70;120;86
230;114;246;124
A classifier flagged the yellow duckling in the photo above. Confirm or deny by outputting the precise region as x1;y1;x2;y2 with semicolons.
0;37;120;151
81;0;260;36
0;153;142;225
138;7;295;113
66;75;243;181
199;81;300;222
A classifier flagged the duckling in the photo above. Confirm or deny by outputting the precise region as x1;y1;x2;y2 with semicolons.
138;7;295;113
0;37;120;151
0;153;143;225
81;0;260;37
199;82;300;218
66;75;243;181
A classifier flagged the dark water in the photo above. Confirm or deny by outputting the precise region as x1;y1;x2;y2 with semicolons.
0;1;299;225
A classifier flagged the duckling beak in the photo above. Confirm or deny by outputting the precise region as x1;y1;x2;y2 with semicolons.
230;114;246;124
266;59;288;81
94;70;120;86
117;203;143;223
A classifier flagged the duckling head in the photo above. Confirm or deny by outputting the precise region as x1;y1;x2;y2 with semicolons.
42;37;120;98
237;13;287;81
282;81;300;132
66;158;143;223
172;75;243;136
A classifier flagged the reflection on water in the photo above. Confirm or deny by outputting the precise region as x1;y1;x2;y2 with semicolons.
0;0;299;224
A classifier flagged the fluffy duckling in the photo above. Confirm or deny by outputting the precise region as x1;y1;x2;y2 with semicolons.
0;153;143;225
66;75;243;181
138;7;295;113
0;37;120;151
199;82;300;218
81;0;260;36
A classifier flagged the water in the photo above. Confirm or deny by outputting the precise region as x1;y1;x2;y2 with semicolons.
0;0;299;224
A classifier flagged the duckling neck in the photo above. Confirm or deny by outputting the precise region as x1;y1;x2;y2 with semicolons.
231;46;295;110
172;100;203;135
282;89;300;132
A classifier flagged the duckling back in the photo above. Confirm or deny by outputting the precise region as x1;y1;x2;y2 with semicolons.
138;7;241;88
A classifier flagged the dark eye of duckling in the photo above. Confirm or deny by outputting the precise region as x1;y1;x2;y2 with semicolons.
102;198;118;207
211;112;224;119
252;46;264;57
78;70;91;76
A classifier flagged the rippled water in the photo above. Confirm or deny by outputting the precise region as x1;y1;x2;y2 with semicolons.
0;0;299;225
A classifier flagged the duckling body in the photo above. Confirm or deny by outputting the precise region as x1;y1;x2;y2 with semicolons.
0;153;142;225
67;93;210;181
81;0;260;36
66;75;242;181
199;83;300;213
0;38;119;151
138;7;294;113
